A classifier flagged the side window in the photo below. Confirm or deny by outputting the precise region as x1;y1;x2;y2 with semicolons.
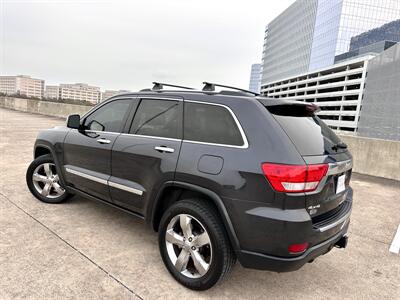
84;99;132;133
184;102;244;146
129;99;182;139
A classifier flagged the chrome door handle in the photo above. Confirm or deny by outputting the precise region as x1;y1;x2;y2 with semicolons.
154;146;175;153
97;138;111;144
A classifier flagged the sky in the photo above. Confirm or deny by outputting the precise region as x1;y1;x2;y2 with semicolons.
0;0;295;91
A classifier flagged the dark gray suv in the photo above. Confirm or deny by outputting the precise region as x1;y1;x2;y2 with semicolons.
26;83;353;290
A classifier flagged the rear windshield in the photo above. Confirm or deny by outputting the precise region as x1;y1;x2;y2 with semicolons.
266;104;344;156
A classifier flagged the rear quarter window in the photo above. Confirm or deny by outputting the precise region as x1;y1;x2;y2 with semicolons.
184;102;244;146
267;104;343;156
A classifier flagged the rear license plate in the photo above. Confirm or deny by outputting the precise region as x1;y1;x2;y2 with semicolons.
336;174;346;194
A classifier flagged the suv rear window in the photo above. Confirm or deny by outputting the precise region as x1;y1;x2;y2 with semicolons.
184;102;244;146
266;104;343;156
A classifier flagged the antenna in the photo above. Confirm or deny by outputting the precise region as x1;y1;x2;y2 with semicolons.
202;82;259;96
152;82;196;91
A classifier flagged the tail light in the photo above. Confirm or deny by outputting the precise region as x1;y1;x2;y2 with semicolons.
261;163;328;193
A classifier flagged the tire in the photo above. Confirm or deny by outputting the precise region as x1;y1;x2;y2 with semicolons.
158;198;236;290
26;154;71;204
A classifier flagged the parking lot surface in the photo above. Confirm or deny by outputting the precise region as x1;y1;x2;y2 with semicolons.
1;108;399;299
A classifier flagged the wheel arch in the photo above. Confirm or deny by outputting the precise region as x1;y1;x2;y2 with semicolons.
34;145;52;158
149;181;241;252
33;142;67;187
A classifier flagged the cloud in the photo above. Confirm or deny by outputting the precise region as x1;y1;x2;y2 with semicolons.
1;0;295;91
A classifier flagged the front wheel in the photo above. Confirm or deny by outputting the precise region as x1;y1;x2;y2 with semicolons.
26;154;71;203
158;199;235;290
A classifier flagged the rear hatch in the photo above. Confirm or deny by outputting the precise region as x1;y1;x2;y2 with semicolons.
259;99;352;222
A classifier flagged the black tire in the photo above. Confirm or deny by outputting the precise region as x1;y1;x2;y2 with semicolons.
158;198;236;290
26;154;71;204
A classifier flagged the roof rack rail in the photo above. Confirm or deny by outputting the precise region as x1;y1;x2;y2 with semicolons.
202;82;259;96
152;82;195;91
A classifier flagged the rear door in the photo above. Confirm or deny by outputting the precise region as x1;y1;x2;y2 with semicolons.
110;97;183;214
63;98;134;201
266;103;353;217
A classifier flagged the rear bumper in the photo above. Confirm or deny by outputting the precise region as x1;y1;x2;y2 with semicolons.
238;224;349;272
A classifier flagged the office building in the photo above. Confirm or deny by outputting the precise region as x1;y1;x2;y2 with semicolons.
248;64;261;93
261;0;400;85
44;85;60;100
334;40;397;64
58;83;101;104
261;0;318;85
349;19;400;51
0;75;44;98
334;19;400;63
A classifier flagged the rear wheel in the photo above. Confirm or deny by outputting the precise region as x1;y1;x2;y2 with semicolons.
158;199;235;290
26;154;71;203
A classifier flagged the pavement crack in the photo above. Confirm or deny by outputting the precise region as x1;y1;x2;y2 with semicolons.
0;192;144;300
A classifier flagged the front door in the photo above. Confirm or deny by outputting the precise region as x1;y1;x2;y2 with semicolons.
63;98;134;201
110;97;183;214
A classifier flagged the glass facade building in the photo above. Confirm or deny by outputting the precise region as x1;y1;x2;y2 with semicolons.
309;0;400;71
261;0;400;85
248;63;261;93
261;0;318;84
349;18;400;50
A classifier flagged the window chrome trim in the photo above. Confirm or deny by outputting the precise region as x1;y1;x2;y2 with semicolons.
76;97;249;149
120;133;181;142
80;97;136;119
138;96;183;102
65;167;108;185
184;100;249;149
118;99;249;149
65;167;144;196
108;181;143;196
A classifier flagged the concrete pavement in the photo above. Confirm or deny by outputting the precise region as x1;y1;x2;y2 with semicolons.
0;108;399;299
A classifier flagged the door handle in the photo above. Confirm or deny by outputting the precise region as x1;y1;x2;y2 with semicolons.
154;146;175;153
97;138;111;144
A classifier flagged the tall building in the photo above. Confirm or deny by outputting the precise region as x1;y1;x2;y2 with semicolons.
334;19;400;63
261;0;318;85
349;19;400;51
248;64;261;93
261;0;400;85
58;83;101;104
334;40;397;64
44;85;60;100
0;75;44;98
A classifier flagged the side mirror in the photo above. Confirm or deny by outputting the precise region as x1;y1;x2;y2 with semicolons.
67;114;80;129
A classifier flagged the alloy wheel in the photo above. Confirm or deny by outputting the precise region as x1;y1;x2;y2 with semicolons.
32;163;65;199
165;214;212;278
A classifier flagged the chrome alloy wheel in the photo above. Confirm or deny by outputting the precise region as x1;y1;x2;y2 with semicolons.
165;214;212;278
32;163;65;199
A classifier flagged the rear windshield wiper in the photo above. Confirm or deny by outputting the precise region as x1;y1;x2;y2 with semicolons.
332;142;348;151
